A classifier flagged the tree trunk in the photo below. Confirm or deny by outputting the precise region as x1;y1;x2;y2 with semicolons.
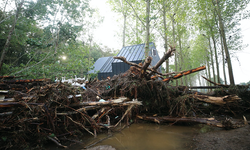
145;0;150;57
204;13;216;83
122;13;127;47
136;17;139;44
177;23;183;85
163;1;169;74
171;15;178;86
210;29;220;84
198;72;202;86
215;0;235;85
206;48;212;87
220;32;227;85
208;37;216;83
189;75;192;86
137;115;223;127
214;9;227;85
0;0;24;72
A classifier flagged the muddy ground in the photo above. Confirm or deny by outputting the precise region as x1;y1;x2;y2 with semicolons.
194;125;250;150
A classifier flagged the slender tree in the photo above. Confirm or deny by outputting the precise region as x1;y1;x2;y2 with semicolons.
0;0;24;71
213;0;234;85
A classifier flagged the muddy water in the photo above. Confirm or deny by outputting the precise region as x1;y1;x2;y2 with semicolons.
70;123;201;150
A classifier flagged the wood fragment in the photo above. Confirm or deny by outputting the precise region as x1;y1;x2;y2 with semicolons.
0;98;15;102
67;116;95;137
56;106;100;115
140;56;152;78
114;104;134;128
1;78;51;83
114;56;164;76
149;46;176;75
193;94;241;105
47;136;67;148
189;86;222;89
92;107;106;119
202;76;229;87
137;115;223;127
163;66;206;82
77;97;129;106
0;111;13;116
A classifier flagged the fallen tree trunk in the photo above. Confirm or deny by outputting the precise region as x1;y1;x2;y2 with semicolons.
192;94;241;105
137;115;223;127
189;86;222;89
75;97;142;106
163;66;206;82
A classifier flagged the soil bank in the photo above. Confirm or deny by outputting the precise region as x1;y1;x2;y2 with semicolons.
194;125;250;150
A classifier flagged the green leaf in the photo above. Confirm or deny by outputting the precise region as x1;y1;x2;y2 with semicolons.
2;136;7;141
49;133;55;137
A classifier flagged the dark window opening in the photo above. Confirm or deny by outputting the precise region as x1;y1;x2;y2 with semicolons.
152;48;157;56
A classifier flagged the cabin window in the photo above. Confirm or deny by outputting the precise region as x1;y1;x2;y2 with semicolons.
152;48;157;56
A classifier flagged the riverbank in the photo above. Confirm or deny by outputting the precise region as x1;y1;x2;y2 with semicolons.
194;125;250;150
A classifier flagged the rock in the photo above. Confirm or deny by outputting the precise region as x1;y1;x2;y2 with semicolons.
86;145;116;150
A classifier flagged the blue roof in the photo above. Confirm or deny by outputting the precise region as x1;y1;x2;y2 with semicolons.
99;57;114;73
113;42;160;66
88;57;112;74
114;43;144;63
88;42;161;76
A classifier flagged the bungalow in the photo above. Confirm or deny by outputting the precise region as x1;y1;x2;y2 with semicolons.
88;42;161;80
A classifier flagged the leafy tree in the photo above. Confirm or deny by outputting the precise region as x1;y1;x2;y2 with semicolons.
0;0;105;81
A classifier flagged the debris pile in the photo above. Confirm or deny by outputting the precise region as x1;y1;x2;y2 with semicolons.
0;77;141;149
0;46;250;149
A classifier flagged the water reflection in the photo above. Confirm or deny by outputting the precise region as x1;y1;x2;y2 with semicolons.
78;123;198;150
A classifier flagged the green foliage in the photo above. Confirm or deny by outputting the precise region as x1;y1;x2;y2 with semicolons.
0;0;107;80
239;81;250;85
